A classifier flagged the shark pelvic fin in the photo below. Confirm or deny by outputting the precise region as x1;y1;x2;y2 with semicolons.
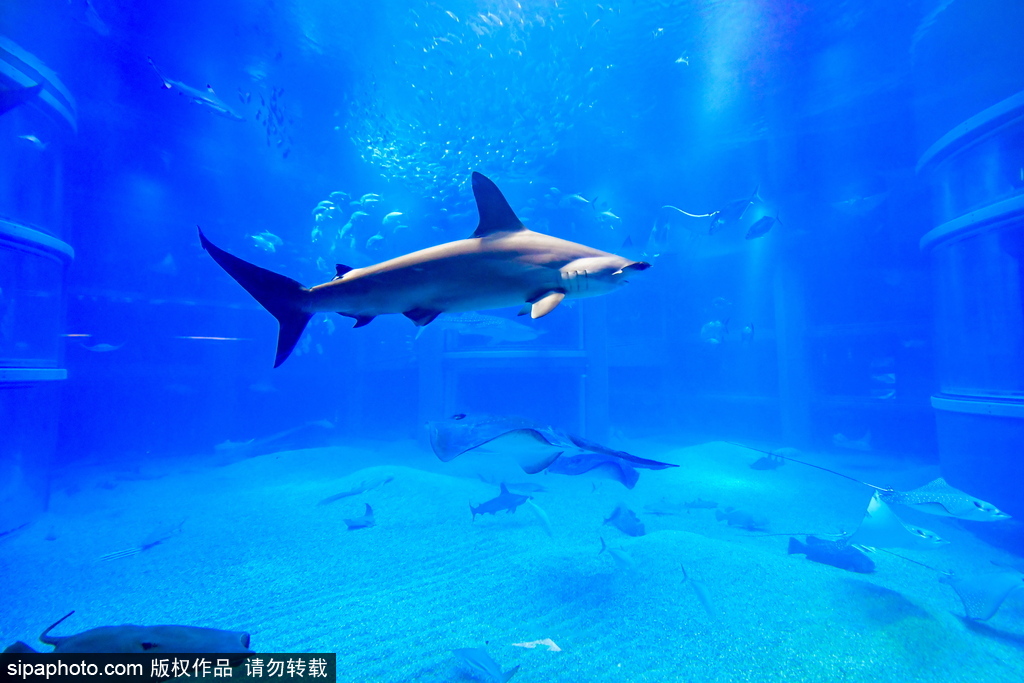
339;313;374;328
470;172;526;238
530;291;565;319
198;227;312;367
403;308;442;327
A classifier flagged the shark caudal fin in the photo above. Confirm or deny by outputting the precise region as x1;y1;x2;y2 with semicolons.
198;228;312;367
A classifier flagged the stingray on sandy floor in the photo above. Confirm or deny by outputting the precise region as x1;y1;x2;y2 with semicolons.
344;503;375;530
940;565;1024;621
603;504;646;537
453;646;519;682
844;492;948;551
427;414;676;479
471;484;531;521
3;611;253;660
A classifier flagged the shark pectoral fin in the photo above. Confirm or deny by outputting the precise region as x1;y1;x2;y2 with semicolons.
517;302;532;317
403;308;442;327
531;291;565;319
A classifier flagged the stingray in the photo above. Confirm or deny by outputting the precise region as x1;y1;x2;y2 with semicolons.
844;492;948;551
940;566;1024;621
729;443;1010;522
603;504;646;537
3;611;253;660
453;647;519;683
344;503;375;530
545;451;640;489
428;414;676;477
471;484;531;521
879;478;1010;521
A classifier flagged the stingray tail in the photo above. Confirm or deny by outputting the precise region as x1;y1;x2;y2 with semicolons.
199;228;312;367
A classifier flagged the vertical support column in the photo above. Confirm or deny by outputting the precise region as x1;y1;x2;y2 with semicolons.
773;264;812;448
582;297;610;440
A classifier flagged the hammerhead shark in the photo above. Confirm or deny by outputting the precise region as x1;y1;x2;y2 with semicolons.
199;172;650;366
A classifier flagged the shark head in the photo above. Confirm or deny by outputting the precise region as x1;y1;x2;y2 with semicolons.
559;258;650;298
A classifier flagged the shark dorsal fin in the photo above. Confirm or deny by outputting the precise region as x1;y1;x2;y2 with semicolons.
471;172;525;238
334;263;353;279
364;503;373;516
499;483;510;495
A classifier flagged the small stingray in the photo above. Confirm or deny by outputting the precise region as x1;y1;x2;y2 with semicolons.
98;518;186;562
453;647;519;683
4;611;253;660
715;507;769;531
344;503;375;530
603;504;645;537
599;537;636;570
471;484;531;521
844;492;948;550
880;478;1010;521
318;475;393;506
940;567;1024;621
512;638;561;652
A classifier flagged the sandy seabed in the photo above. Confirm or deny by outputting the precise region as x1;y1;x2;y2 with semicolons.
2;439;1023;683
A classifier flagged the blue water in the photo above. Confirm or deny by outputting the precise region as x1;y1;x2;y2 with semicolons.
2;1;1024;681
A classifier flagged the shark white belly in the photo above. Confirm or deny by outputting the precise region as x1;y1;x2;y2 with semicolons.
199;172;649;366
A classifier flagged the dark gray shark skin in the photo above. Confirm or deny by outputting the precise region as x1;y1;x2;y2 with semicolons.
3;611;253;660
344;503;375;530
603;504;646;537
471;484;531;521
427;414;676;482
788;536;875;574
199;172;649;366
0;83;42;117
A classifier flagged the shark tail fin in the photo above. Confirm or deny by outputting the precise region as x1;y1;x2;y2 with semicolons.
198;228;311;367
501;665;521;682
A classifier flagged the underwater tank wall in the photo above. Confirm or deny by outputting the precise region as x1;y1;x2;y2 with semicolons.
913;0;1024;524
0;37;75;536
